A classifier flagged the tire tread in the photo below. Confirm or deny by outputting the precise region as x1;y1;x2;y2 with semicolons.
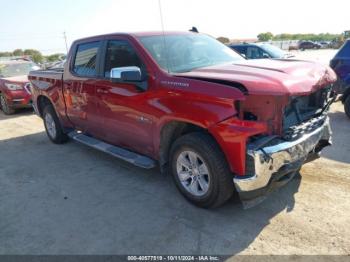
43;104;68;144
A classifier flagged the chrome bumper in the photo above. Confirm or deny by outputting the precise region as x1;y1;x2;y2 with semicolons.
234;117;332;201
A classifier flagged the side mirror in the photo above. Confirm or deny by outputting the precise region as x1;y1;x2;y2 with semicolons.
110;66;142;82
110;66;147;91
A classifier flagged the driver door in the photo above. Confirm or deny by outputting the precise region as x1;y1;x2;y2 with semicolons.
94;39;154;156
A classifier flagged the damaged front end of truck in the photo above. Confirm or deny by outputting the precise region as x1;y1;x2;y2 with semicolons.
234;82;336;208
187;58;339;208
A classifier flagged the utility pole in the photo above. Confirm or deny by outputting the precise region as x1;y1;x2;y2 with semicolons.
63;31;68;53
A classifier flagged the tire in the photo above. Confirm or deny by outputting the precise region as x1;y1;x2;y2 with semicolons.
0;94;15;115
43;104;68;144
344;95;350;119
169;132;234;208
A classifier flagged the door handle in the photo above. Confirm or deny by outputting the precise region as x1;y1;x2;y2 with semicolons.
97;88;109;94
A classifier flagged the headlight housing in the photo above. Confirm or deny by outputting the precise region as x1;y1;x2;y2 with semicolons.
24;83;32;94
5;83;23;91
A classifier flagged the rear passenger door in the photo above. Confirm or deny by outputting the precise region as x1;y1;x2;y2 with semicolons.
64;41;103;137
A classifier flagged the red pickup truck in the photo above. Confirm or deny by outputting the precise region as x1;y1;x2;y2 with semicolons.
29;32;336;208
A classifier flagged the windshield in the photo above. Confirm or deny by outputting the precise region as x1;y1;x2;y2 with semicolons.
139;34;243;73
259;44;286;58
0;62;40;78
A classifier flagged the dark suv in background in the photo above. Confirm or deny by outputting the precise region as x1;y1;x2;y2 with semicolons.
229;43;294;59
299;41;321;50
330;39;350;118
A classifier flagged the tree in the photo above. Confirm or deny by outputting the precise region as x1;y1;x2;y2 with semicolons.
0;52;13;57
257;32;274;42
23;49;44;64
46;53;64;62
13;49;24;56
273;33;341;41
217;37;230;44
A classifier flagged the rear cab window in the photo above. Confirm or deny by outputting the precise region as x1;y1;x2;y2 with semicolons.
73;41;101;77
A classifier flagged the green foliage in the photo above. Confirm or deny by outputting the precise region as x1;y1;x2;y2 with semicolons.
0;51;13;57
46;53;64;62
13;49;24;56
217;37;230;44
272;33;340;41
0;49;49;64
257;32;274;42
23;49;44;63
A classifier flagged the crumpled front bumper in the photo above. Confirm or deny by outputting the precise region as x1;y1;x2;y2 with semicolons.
233;117;332;208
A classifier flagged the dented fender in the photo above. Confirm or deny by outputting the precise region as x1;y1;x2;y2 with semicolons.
208;117;268;176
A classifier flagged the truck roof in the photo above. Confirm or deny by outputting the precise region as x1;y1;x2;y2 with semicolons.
73;31;197;43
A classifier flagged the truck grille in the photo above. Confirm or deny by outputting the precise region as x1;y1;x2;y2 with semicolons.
283;85;334;140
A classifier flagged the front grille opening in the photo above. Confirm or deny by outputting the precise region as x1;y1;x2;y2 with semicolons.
245;154;256;176
282;85;334;140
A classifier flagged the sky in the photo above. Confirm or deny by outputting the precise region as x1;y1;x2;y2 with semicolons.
0;0;349;55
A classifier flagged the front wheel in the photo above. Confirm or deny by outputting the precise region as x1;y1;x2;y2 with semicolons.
344;95;350;119
43;104;68;144
0;94;15;115
169;132;234;208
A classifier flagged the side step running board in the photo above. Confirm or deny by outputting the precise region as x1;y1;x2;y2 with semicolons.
68;132;156;169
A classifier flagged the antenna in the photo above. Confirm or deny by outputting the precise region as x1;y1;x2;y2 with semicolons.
63;31;68;53
158;0;170;73
189;27;199;33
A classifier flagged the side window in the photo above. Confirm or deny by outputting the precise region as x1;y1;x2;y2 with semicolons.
246;46;265;59
234;46;247;58
104;40;144;77
257;47;270;58
73;41;100;77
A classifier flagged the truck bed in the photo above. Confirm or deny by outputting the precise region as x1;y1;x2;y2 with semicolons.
29;69;64;81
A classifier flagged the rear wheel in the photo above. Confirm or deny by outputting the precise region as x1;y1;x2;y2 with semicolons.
344;95;350;119
0;94;15;115
169;132;234;208
43;104;68;144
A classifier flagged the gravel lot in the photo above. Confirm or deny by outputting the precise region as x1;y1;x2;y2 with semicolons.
291;49;338;65
0;51;349;256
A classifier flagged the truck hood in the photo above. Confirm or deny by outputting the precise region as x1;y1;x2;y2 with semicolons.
176;59;337;96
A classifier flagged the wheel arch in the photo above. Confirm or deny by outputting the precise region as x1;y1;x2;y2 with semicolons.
36;95;54;117
158;120;225;173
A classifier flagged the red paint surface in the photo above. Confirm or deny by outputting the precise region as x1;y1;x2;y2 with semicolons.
0;75;32;107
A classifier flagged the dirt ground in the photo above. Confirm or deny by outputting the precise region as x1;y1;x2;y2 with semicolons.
291;49;338;65
0;51;349;256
